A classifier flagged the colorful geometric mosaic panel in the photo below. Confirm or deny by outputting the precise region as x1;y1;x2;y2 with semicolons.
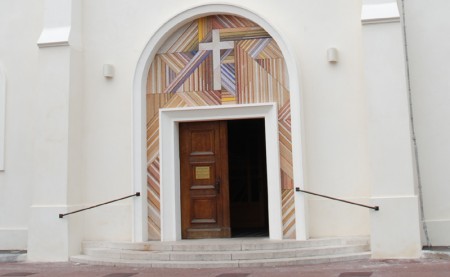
146;15;295;239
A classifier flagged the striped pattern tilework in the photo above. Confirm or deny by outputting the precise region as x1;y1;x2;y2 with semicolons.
147;156;160;240
146;15;296;239
282;189;296;239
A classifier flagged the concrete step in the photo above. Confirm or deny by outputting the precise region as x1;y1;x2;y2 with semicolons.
71;252;371;268
82;236;369;252
72;236;371;268
83;244;369;261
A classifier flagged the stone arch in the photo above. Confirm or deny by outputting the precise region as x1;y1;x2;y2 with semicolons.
133;4;306;242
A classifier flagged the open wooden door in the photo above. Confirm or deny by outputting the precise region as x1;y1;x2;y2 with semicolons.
179;121;231;239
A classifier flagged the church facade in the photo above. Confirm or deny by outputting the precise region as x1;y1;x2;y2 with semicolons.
1;0;449;261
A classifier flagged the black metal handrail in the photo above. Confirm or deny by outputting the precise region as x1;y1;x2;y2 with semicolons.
59;192;141;218
295;187;379;211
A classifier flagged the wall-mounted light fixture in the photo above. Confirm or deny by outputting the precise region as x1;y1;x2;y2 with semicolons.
327;48;338;63
103;64;114;78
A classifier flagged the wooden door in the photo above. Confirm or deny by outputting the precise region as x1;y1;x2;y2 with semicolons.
179;121;230;239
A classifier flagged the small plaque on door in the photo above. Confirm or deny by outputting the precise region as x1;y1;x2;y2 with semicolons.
195;166;210;180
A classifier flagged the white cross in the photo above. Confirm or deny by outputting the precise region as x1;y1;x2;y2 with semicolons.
199;29;234;90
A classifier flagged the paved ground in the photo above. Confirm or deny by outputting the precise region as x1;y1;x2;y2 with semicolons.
1;258;450;277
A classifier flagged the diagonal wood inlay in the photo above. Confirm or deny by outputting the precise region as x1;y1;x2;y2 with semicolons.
146;15;296;240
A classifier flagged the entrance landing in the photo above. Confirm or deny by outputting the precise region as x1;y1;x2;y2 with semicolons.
71;237;370;268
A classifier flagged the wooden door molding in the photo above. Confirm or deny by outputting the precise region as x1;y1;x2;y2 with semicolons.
179;121;231;239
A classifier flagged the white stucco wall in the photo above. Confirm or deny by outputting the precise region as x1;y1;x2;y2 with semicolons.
2;0;450;261
0;0;44;250
80;0;371;241
404;0;450;246
0;0;374;253
294;0;371;238
361;0;422;257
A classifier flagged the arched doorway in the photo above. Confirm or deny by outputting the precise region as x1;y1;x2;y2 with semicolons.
132;5;307;242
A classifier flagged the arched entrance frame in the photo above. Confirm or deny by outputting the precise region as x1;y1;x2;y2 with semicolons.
132;4;307;242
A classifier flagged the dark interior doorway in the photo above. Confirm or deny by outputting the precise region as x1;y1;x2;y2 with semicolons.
228;118;269;237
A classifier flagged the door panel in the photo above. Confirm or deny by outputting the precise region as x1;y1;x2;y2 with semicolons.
179;121;230;239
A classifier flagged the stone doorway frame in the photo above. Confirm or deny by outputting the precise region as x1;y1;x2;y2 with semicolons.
160;103;282;241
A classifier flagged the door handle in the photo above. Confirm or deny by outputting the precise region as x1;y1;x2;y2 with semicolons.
216;177;221;194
